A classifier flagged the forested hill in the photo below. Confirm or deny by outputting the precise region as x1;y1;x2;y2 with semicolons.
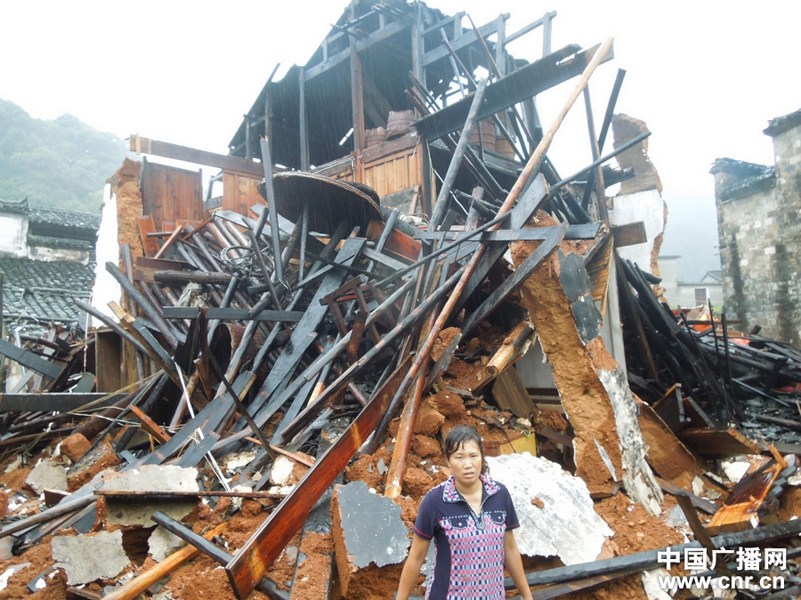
0;99;128;214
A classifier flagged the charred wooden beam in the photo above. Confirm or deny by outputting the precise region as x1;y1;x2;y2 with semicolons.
161;307;304;322
461;223;565;336
275;267;463;445
429;78;490;229
414;43;614;141
225;357;412;599
152;270;234;285
414;223;599;242
106;262;181;351
0;339;63;380
129;134;263;178
0;392;125;414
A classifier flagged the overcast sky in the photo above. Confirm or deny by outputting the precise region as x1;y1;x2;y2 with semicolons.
7;0;797;282
2;1;798;205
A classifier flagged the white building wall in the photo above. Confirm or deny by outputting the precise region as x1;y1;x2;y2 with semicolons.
610;189;666;275
90;184;122;326
0;214;28;257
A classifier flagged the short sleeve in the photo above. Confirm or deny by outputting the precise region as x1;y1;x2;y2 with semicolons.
412;487;438;540
499;483;520;530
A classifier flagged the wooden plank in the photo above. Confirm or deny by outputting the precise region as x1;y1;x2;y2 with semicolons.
129;405;171;444
364;220;421;262
139;370;255;467
414;223;599;241
225;357;412;599
415;44;613;141
657;478;720;515
93;328;127;393
708;461;782;534
461;224;564;335
422;16;506;67
133;256;196;284
248;238;366;423
678;427;762;459
492;368;536;419
0;339;62;379
222;171;265;216
0;392;125;413
130;135;263;178
161;307;304;322
303;19;408;82
141;160;204;231
457;173;550;312
137;215;160;257
611;221;647;247
153;225;183;260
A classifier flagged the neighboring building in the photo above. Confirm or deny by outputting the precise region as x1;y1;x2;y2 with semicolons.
710;108;801;345
658;255;723;309
0;198;99;335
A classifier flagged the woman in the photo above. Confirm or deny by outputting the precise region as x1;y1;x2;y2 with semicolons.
396;425;533;599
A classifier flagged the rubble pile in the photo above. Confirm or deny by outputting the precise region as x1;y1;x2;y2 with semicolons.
1;1;801;599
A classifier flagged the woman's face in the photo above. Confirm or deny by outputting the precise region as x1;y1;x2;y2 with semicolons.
446;440;483;488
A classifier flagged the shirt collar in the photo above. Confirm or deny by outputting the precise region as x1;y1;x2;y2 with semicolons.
441;474;500;503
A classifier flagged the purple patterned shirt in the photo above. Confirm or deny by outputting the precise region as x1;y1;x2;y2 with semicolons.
413;475;519;599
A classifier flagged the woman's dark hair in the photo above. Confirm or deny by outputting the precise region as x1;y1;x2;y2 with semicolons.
443;425;488;474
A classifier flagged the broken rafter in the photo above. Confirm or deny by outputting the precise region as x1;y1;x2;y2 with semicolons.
414;43;614;142
225;357;413;599
377;37;616;480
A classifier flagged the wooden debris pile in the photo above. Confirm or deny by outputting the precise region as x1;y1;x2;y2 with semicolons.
0;4;800;598
618;257;801;454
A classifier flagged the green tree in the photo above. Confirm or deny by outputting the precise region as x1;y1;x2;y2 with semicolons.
0;99;127;213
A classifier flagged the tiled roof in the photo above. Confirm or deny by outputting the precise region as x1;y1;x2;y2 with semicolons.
764;108;801;137
0;255;95;327
710;159;776;201
28;234;94;252
719;167;776;201
709;158;771;177
29;207;100;231
0;198;29;215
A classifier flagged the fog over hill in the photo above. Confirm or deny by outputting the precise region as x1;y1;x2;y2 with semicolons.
660;193;722;282
0;99;127;214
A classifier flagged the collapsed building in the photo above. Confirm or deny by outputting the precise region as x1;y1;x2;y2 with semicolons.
1;1;801;599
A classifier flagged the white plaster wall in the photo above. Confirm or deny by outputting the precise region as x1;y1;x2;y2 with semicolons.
610;189;666;275
0;213;27;257
515;336;556;389
90;184;122;326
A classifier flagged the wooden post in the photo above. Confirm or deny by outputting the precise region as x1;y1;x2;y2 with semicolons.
582;86;607;220
429;78;489;229
299;68;310;170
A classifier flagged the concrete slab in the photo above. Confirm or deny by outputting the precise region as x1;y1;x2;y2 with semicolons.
0;536;14;560
149;527;185;562
100;465;199;493
332;480;410;598
25;458;67;494
52;530;129;585
105;498;196;528
333;480;409;568
486;453;613;565
101;465;199;527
